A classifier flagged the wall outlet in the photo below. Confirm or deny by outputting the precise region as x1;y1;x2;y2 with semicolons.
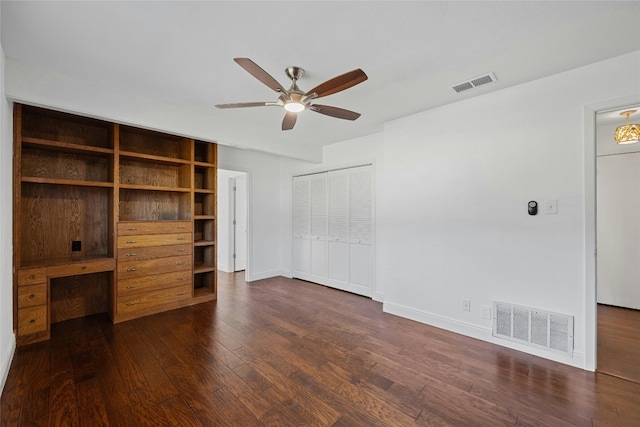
462;299;471;312
481;305;492;320
71;240;81;252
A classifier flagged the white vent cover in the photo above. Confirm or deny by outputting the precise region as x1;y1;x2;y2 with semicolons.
493;301;573;355
452;72;498;93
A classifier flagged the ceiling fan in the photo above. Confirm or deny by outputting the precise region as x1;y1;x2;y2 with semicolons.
215;58;368;131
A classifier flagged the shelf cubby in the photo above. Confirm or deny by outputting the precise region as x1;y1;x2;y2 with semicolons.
119;126;191;161
119;158;191;189
20;183;112;265
194;140;216;165
119;189;191;221
21;105;112;149
22;147;113;184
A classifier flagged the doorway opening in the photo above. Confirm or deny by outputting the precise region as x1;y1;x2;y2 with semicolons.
594;104;640;383
217;169;248;278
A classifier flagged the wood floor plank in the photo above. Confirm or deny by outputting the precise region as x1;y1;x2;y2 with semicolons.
3;272;640;426
75;378;110;427
48;346;79;427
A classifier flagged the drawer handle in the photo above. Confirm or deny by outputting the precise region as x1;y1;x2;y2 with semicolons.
176;291;186;296
126;268;137;272
125;285;137;289
81;266;87;270
126;300;138;306
126;227;137;231
177;226;186;229
28;274;36;279
176;249;185;252
177;276;186;281
30;319;36;324
29;294;35;299
126;240;137;244
177;237;186;241
176;261;185;266
126;253;137;257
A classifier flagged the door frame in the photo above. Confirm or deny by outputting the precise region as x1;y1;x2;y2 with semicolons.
218;164;251;282
584;94;640;371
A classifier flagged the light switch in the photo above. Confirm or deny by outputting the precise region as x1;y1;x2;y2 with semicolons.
545;199;558;214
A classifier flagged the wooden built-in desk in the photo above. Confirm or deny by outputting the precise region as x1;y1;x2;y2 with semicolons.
17;257;116;346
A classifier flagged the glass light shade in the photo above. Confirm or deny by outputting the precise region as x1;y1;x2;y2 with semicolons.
284;102;305;113
614;110;640;144
614;123;640;144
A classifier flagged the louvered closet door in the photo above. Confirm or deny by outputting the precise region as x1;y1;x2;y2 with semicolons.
293;166;373;297
309;173;328;278
292;176;311;276
327;170;349;287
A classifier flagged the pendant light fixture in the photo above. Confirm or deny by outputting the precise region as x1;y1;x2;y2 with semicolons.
614;109;640;144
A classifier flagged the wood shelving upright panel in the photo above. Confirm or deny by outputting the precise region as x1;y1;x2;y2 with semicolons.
193;140;217;298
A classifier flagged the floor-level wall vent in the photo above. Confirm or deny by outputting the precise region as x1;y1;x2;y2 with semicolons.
493;302;574;356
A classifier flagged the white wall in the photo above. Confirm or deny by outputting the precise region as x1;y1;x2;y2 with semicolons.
218;145;308;281
1;11;16;395
377;51;640;368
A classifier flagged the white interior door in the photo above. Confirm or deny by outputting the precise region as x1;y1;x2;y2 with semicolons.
233;176;247;271
597;153;640;309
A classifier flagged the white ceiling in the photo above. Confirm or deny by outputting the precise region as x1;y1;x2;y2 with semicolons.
2;1;640;158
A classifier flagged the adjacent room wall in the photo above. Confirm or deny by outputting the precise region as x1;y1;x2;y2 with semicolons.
0;15;16;394
378;51;640;368
218;145;308;282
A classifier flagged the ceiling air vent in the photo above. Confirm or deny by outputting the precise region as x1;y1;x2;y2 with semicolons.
452;72;497;93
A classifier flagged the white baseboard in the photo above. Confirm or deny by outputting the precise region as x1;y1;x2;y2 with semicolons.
247;269;289;282
0;333;16;397
218;262;231;273
383;301;586;370
373;290;385;302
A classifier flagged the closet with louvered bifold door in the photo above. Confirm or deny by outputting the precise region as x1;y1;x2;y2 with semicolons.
292;165;373;297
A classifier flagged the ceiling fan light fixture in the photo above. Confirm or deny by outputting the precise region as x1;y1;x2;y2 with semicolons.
614;109;640;144
284;101;305;113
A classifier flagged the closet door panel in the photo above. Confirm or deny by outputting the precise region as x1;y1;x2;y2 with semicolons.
328;241;348;283
310;239;327;277
293;238;311;275
350;243;372;290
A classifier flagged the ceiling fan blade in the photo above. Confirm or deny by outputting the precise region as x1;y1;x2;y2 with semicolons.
305;69;368;99
309;104;361;121
234;58;289;94
282;112;297;130
215;101;272;109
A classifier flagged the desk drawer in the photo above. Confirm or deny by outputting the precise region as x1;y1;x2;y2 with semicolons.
118;243;192;262
18;284;47;308
118;255;192;279
117;233;191;249
117;284;191;315
18;305;47;336
18;268;47;286
118;271;192;297
47;258;116;278
118;221;191;236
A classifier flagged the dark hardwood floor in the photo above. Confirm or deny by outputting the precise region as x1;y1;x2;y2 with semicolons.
598;303;640;384
2;273;640;426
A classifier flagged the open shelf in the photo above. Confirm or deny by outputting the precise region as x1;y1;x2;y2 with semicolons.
21;105;112;149
119;188;191;221
22;137;114;156
120;126;191;161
